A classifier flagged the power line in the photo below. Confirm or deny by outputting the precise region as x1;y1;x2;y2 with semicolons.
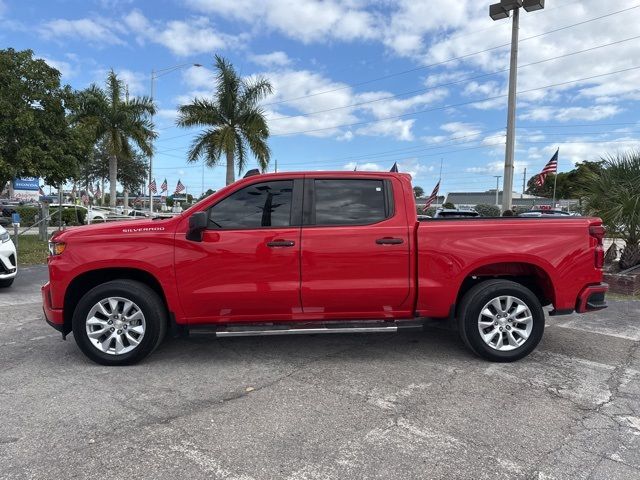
260;4;640;107
267;34;640;122
268;66;640;137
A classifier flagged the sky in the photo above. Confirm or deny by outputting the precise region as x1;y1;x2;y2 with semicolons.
2;0;640;196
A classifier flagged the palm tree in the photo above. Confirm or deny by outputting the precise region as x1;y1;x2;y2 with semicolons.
583;150;640;270
73;70;155;207
177;55;272;185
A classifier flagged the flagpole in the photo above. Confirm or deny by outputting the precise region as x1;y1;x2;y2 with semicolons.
438;158;443;208
552;148;559;208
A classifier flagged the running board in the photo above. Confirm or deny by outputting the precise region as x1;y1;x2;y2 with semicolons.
190;320;423;338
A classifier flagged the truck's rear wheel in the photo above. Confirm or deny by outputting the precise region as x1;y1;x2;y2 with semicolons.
72;280;167;366
457;279;544;362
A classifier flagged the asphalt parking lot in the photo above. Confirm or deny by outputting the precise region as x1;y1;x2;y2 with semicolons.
1;266;639;479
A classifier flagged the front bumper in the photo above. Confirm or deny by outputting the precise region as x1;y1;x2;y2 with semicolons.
42;282;64;331
0;239;17;279
576;282;608;313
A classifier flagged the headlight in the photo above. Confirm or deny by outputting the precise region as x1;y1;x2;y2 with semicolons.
0;231;9;243
48;241;66;256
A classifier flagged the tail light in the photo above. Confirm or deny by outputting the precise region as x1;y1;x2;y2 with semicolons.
589;225;605;268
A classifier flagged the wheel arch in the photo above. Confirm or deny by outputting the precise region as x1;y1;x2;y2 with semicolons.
455;261;556;316
63;268;170;335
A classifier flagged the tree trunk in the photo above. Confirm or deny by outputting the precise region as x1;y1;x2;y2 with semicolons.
123;189;129;214
109;154;117;208
226;151;235;185
101;178;106;206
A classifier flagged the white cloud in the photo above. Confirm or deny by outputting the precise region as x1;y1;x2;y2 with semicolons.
249;51;291;68
123;9;241;56
39;17;125;45
356;119;416;141
519;105;623;122
354;88;449;119
185;0;377;43
466;160;529;175
38;56;76;78
344;162;383;172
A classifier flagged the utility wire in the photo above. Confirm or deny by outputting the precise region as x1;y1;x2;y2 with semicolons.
260;4;640;107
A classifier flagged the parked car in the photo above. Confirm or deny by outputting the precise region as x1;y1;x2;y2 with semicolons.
42;171;608;365
0;225;17;287
433;208;481;219
518;209;572;217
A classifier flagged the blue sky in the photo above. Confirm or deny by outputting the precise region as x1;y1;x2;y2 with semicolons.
2;0;640;196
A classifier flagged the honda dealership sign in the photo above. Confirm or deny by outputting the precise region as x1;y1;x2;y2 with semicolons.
12;177;41;201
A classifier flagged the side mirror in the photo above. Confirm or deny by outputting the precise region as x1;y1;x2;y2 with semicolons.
186;211;207;242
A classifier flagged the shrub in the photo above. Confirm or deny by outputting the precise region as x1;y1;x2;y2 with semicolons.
474;204;500;217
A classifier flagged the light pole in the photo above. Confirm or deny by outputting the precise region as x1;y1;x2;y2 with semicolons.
489;0;545;212
494;175;502;206
149;62;202;214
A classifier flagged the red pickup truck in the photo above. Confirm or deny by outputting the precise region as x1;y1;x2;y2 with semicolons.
42;171;608;365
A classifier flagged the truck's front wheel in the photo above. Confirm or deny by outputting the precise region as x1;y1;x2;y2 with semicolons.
457;280;544;362
72;280;167;366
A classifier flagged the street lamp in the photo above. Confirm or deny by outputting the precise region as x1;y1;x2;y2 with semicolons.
148;62;202;214
489;0;545;212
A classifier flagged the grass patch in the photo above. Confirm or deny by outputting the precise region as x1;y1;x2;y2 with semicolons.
15;235;49;266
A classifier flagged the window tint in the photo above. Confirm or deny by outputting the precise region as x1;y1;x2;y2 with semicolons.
209;180;293;229
314;179;388;225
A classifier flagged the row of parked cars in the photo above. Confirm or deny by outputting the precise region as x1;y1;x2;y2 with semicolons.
419;208;578;219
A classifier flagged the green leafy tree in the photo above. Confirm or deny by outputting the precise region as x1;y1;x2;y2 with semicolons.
72;70;155;207
0;49;88;194
526;161;604;198
177;55;272;185
583;151;640;269
442;202;455;209
413;186;424;198
475;204;500;217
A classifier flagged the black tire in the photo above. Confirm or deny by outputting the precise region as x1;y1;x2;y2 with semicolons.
457;279;544;362
72;280;167;366
0;277;14;288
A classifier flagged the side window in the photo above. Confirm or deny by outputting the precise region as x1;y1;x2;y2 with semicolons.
209;180;293;229
314;179;390;226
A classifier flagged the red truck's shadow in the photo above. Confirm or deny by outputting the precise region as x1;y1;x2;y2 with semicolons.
146;324;471;366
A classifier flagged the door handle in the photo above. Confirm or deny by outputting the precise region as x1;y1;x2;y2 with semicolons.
376;237;404;245
267;240;296;247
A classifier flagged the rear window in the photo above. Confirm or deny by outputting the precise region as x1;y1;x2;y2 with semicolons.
313;179;389;226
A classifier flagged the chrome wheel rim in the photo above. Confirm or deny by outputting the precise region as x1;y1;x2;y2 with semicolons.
85;297;146;355
477;295;533;351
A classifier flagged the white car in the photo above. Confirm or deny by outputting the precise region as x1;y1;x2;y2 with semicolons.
0;225;17;287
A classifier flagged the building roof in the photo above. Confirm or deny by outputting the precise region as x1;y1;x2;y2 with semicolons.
444;191;558;207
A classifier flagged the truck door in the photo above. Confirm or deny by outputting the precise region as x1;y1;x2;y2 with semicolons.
175;179;302;323
300;177;412;318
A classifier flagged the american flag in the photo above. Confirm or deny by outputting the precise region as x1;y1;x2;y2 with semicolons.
95;183;101;197
149;178;157;194
389;162;399;172
423;180;441;209
535;149;559;187
160;178;168;192
174;179;185;195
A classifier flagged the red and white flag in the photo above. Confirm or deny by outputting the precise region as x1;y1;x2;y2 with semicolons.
423;180;441;209
149;178;157;194
174;179;185;195
160;178;168;192
535;149;558;187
